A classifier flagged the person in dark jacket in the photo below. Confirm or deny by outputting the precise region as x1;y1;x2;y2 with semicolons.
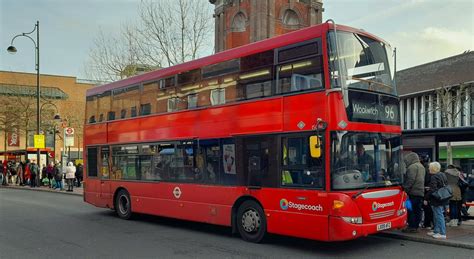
402;152;425;232
426;162;449;239
421;156;433;228
54;163;63;191
445;165;462;227
75;164;83;187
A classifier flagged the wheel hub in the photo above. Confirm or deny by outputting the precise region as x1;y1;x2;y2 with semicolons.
119;195;129;214
241;209;261;233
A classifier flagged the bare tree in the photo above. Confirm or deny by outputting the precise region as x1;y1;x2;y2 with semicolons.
427;83;472;164
84;24;144;82
84;0;213;81
138;0;213;67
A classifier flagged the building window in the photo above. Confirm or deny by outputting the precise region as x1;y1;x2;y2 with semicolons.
89;116;96;124
140;103;151;115
107;111;116;121
130;106;137;117
471;91;474;125
282;9;300;26
424;96;430;128
168;98;179;112
231;12;246;32
99;114;104;122
188;94;198;109
211;89;225;105
417;96;422;129
120;109;127;119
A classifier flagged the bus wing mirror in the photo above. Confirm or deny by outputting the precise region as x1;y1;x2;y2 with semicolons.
309;136;322;158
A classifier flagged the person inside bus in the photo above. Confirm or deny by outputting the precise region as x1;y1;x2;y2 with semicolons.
355;142;374;180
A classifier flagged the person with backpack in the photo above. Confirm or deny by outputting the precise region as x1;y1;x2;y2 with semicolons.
426;162;450;239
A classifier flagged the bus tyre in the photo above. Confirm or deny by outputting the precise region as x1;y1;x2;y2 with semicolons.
237;200;266;243
115;189;132;220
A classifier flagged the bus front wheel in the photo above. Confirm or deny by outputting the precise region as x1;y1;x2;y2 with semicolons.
236;200;267;243
115;189;132;220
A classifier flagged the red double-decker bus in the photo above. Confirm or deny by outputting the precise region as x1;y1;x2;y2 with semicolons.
84;21;407;242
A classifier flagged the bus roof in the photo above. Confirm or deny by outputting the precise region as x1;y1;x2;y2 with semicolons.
86;22;386;97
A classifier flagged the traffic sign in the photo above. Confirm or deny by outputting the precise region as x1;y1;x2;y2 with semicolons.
34;134;45;149
65;127;75;136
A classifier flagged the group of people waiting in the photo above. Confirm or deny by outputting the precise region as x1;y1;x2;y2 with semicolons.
403;152;470;240
0;159;83;192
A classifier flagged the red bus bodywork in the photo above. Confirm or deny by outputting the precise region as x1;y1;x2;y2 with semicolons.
84;23;406;242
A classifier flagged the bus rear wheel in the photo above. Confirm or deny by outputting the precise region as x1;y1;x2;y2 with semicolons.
236;200;266;243
115;189;132;220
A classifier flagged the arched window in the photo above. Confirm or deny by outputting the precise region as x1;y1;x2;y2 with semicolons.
282;9;300;26
231;12;246;32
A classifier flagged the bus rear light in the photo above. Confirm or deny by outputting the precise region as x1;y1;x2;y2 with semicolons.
333;200;345;209
342;217;362;224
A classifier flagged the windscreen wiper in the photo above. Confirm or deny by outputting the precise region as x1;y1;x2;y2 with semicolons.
352;183;372;199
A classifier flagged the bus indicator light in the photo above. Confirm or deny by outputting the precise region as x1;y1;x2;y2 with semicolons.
333;200;344;209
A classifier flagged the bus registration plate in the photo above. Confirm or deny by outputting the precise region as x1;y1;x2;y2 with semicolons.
377;222;391;231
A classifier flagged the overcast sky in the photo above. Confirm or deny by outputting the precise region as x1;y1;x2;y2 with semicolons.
0;0;472;79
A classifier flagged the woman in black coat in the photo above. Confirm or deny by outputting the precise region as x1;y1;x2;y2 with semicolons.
425;162;449;239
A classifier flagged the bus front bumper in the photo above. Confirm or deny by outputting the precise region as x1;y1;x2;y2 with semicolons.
328;214;407;241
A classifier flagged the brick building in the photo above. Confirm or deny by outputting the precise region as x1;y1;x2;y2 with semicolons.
0;70;96;165
210;0;324;52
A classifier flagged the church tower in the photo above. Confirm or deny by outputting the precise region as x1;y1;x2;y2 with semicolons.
210;0;324;52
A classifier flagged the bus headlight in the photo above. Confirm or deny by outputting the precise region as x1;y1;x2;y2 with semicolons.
397;208;406;216
342;217;363;224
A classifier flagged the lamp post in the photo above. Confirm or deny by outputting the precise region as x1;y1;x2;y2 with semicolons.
40;101;61;163
7;21;40;167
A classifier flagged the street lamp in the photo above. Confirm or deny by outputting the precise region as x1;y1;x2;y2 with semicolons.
7;21;40;166
40;101;61;163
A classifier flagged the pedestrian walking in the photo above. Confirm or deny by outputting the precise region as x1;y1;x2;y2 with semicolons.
445;165;462;227
65;162;76;192
402;152;425;233
426;162;449;239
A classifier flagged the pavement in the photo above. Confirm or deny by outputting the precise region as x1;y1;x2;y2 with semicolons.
379;214;474;250
1;184;473;250
1;183;83;196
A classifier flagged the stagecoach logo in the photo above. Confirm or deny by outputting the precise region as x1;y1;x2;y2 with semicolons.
173;187;182;199
280;199;289;210
279;198;323;212
372;201;394;211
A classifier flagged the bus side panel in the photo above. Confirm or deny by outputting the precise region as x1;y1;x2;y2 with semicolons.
106;97;284;144
283;92;327;132
253;188;330;241
109;182;241;226
84;124;108;145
